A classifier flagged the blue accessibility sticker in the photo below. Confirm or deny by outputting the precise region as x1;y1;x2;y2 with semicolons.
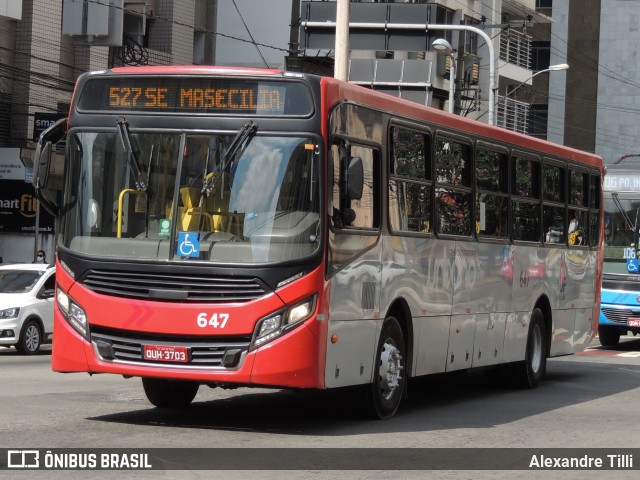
177;232;200;258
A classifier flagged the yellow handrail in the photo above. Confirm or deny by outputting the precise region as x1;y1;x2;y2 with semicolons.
117;188;146;238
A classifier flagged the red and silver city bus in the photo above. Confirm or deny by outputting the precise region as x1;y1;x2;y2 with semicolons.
34;66;603;419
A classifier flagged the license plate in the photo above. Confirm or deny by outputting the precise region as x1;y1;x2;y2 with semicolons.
143;344;188;363
628;318;640;327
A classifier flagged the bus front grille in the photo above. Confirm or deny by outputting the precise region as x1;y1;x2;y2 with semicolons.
81;269;267;303
91;328;251;368
601;308;640;325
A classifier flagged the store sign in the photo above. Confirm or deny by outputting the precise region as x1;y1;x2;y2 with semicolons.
0;180;54;233
0;148;25;180
33;113;64;142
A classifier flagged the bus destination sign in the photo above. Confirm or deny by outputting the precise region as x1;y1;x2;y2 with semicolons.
77;76;313;116
604;173;640;192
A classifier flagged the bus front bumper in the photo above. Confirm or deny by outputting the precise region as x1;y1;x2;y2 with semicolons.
51;312;324;389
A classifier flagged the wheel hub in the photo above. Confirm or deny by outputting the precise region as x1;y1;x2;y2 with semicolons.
25;325;40;352
379;340;403;400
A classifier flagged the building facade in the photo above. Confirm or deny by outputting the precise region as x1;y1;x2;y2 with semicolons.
548;0;640;164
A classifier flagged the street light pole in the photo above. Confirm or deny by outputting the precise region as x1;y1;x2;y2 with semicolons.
506;63;569;98
426;24;496;125
432;38;455;114
318;21;497;124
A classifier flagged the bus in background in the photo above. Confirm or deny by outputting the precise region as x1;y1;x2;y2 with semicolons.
33;66;603;419
600;160;640;346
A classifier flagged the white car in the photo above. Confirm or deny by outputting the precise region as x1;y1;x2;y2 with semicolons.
0;263;56;354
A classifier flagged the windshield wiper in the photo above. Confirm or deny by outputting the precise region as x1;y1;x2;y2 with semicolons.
116;117;148;191
612;193;635;231
203;121;258;195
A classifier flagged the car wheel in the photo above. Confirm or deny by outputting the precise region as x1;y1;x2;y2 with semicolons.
16;319;42;355
142;378;199;408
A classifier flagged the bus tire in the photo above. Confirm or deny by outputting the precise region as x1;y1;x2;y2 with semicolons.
508;308;547;389
360;316;406;419
598;325;621;347
142;378;199;408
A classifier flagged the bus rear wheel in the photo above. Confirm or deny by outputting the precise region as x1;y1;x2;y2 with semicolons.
598;325;621;347
142;378;199;408
360;316;406;419
507;308;547;389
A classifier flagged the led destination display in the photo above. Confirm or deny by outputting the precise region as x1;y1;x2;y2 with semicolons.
77;76;313;116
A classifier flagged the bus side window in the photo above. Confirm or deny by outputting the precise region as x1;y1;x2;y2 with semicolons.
475;145;508;238
331;143;379;230
435;135;472;236
512;155;541;242
543;161;566;245
388;126;431;234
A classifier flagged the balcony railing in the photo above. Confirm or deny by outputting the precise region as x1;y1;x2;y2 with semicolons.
497;95;530;134
500;29;531;69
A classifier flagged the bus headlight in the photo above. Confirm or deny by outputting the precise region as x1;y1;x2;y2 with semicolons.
56;286;89;340
250;295;317;350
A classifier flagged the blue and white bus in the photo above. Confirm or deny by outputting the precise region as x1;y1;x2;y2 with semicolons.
600;162;640;346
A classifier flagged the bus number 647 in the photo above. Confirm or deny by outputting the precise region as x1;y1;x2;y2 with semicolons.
197;312;229;329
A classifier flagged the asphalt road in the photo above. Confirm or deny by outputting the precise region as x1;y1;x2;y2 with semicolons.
1;335;640;480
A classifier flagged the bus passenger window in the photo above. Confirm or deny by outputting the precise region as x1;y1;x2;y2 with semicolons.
513;200;540;242
476;146;508;238
389;126;432;234
543;206;565;244
435;136;472;236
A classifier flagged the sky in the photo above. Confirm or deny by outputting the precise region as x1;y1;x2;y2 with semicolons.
215;0;292;70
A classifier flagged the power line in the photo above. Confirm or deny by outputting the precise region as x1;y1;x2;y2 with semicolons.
231;0;270;68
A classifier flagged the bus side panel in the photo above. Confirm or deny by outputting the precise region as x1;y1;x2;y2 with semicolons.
549;309;575;356
454;242;512;369
568;250;599;353
573;308;595;352
472;313;507;368
412;315;449;375
380;236;453;377
325;247;381;389
503;311;528;362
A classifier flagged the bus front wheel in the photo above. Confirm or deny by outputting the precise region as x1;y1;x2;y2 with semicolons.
360;316;406;420
142;378;199;408
598;325;621;347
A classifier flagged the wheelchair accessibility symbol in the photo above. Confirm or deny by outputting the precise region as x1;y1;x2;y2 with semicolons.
177;232;200;258
627;258;639;273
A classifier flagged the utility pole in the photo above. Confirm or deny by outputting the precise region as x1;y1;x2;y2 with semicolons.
334;0;349;81
453;30;466;116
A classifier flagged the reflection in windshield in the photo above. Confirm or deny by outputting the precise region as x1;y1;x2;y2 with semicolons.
60;131;321;264
0;271;42;293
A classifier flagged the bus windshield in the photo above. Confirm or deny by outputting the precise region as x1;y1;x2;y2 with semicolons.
60;130;321;264
603;194;640;274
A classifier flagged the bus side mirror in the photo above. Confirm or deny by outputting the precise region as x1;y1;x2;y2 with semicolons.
33;141;52;189
346;156;364;201
33;118;66;217
33;118;66;190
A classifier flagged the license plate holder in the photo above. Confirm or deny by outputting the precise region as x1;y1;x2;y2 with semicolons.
143;344;189;363
628;318;640;327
